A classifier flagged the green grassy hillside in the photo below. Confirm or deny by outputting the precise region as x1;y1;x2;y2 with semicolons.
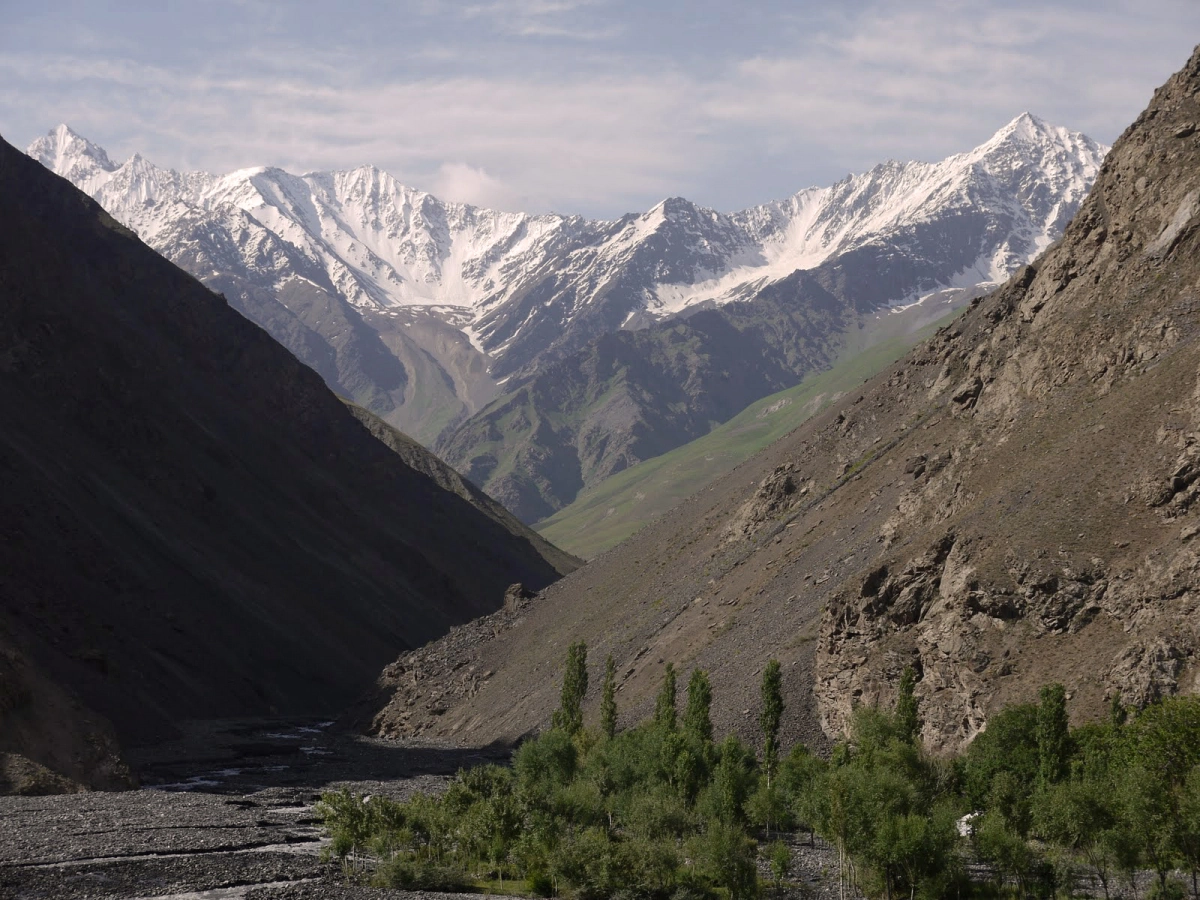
535;311;962;558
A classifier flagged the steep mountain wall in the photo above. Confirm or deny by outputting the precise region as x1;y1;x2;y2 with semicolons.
0;136;571;790
365;45;1200;754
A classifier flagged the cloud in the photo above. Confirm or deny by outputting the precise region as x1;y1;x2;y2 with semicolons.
430;162;529;210
459;0;621;40
695;0;1199;176
0;49;709;215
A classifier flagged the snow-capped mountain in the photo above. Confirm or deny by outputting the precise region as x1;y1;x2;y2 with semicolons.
30;117;1106;448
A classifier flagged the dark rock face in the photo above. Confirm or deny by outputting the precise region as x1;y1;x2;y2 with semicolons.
366;45;1200;754
0;135;571;790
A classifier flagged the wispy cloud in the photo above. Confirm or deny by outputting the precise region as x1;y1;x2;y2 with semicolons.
0;49;708;213
431;161;529;210
697;0;1198;176
459;0;621;40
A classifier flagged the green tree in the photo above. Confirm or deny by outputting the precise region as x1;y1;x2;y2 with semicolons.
515;728;579;805
1117;763;1177;895
706;735;757;827
760;659;784;783
780;744;826;846
895;666;921;746
1128;696;1200;789
654;662;677;731
975;808;1045;899
1110;690;1127;727
768;840;791;896
962;702;1040;817
1034;779;1119;900
552;641;588;736
1037;683;1070;788
1178;766;1200;900
692;822;759;900
747;775;791;835
600;654;618;739
1125;696;1200;896
684;668;713;747
875;803;960;900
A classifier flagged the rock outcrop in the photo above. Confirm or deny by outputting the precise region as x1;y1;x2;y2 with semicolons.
812;48;1200;748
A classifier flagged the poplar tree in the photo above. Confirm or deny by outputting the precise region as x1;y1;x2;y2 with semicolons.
684;668;713;746
600;654;618;739
760;659;784;783
896;666;921;745
552;641;587;736
1037;682;1070;787
1110;690;1127;728
654;662;677;731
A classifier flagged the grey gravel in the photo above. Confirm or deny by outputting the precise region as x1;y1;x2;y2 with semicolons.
0;719;503;900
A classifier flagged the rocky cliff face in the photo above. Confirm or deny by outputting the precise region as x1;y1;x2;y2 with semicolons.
364;45;1200;754
813;51;1200;748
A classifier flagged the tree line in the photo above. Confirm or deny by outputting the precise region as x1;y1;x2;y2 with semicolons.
318;642;1200;900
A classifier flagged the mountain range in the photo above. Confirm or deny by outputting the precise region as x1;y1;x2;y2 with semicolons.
361;45;1200;755
31;118;1107;520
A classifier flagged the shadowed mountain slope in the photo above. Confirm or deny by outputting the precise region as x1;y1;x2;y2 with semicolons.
0;136;572;790
365;45;1200;754
342;401;581;576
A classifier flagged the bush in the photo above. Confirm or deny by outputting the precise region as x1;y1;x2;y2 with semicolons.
527;870;555;897
375;856;473;891
1146;877;1188;900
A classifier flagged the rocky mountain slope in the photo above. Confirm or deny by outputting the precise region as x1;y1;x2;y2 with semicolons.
363;45;1200;754
535;309;958;559
438;261;977;522
31;117;1104;453
0;135;573;791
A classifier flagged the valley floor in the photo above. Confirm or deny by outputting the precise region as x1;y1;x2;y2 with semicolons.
0;720;842;900
0;720;504;900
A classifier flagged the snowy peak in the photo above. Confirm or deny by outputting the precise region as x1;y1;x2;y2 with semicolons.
989;111;1073;146
30;118;1108;380
28;124;115;171
969;112;1105;173
29;124;118;192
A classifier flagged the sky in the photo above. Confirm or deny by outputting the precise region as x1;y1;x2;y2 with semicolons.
2;1;1198;218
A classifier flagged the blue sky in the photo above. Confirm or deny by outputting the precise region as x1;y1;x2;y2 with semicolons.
2;1;1198;217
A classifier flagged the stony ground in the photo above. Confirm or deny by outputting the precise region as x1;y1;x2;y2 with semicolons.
0;719;503;900
0;719;847;900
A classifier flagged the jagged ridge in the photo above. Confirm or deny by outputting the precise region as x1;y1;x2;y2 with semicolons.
30;118;1105;445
